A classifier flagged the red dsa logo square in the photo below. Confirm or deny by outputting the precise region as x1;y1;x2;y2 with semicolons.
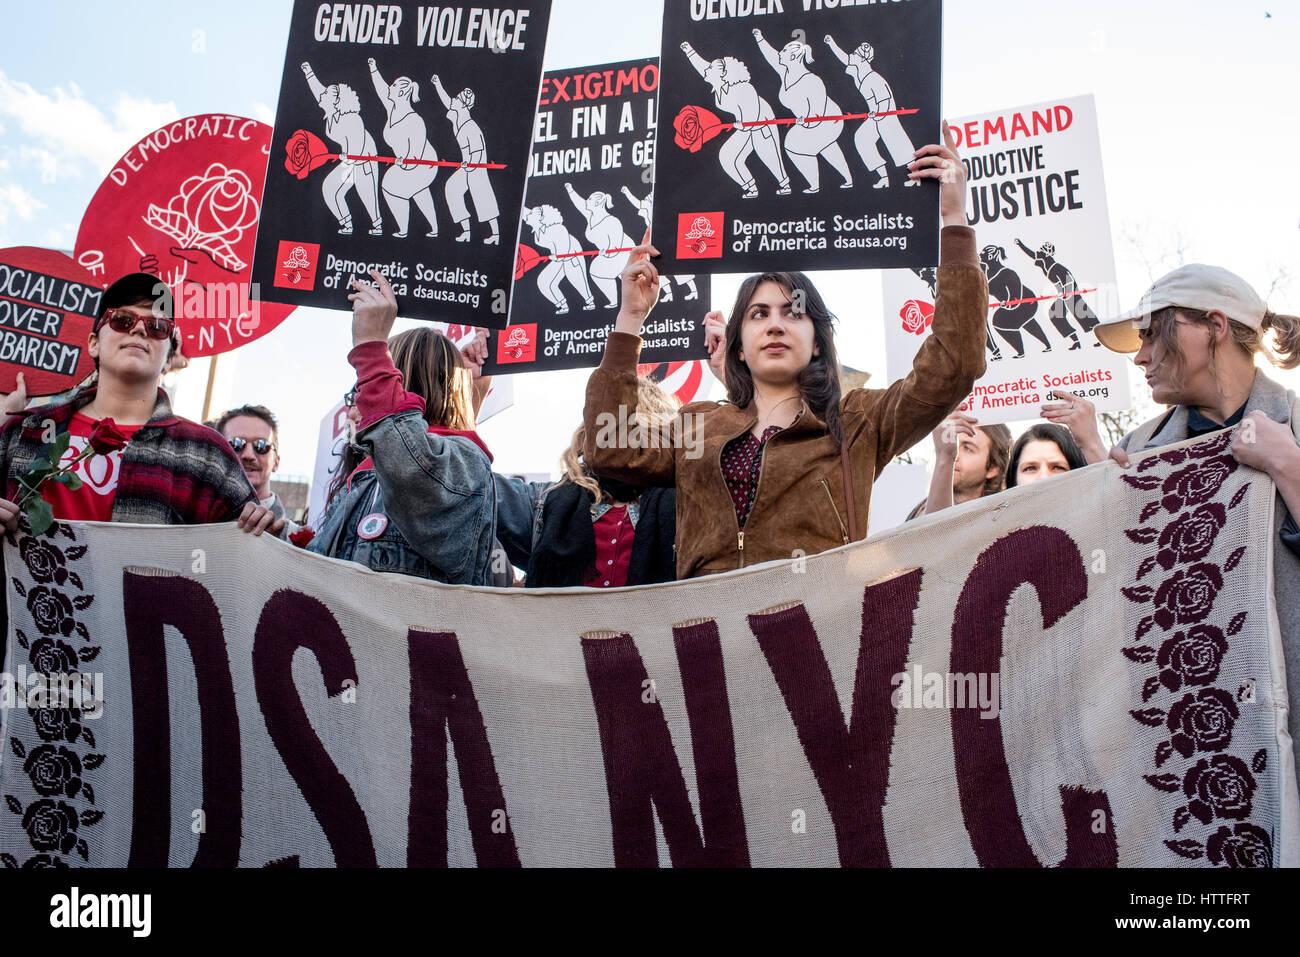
496;324;536;364
676;212;724;260
274;240;320;289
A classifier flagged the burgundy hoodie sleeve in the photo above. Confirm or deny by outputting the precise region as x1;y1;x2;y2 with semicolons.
348;340;425;430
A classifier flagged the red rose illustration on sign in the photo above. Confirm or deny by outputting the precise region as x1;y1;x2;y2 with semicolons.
495;325;536;364
144;163;259;273
274;241;320;290
676;212;723;260
673;106;726;153
74;114;295;358
900;299;935;336
285;129;333;180
515;244;545;280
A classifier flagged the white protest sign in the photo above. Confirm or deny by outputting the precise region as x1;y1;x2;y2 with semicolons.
308;398;349;524
882;95;1131;425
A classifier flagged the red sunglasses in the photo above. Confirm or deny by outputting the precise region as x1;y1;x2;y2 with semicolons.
97;308;175;341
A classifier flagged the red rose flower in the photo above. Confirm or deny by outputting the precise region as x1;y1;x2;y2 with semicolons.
900;299;935;336
87;417;129;455
284;129;332;180
1157;624;1228;691
1168;687;1238;757
1183;754;1255;823
289;527;316;548
673;106;724;153
1160;455;1237;514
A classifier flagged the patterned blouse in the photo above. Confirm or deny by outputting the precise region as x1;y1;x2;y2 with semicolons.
720;423;785;529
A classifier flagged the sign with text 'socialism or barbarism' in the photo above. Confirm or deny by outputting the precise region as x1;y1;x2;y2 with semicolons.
651;0;940;275
882;95;1131;425
75;116;295;359
0;248;99;396
483;58;710;375
251;0;552;328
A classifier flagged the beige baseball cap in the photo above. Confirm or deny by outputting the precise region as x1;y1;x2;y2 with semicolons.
1094;264;1268;353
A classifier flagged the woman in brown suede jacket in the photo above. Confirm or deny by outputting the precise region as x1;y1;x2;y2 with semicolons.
584;124;988;579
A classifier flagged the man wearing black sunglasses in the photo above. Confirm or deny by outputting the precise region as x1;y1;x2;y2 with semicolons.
216;404;300;534
0;273;282;537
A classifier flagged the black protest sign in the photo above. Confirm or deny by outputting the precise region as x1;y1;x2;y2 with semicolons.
652;0;941;275
0;247;100;396
251;0;552;328
483;57;710;375
483;54;712;371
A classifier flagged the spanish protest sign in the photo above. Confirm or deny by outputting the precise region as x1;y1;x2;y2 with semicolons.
0;248;100;396
483;58;710;375
251;0;552;329
650;0;941;275
882;95;1132;425
2;431;1293;866
74;115;295;359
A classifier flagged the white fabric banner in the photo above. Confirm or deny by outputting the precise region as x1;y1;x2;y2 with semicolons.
1;431;1293;867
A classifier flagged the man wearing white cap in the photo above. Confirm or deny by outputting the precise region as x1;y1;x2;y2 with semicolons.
1092;263;1300;787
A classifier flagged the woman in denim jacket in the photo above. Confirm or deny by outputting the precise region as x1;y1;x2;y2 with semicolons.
309;270;506;585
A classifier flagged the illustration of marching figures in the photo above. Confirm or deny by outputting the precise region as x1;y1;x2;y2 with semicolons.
654;0;941;272
253;0;551;325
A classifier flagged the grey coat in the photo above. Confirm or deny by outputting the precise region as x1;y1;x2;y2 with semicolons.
1118;370;1300;780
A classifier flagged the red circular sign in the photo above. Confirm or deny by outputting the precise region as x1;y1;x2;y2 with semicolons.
74;114;294;359
0;246;100;396
637;359;709;406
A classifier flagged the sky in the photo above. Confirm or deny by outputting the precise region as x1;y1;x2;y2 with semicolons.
1;0;1298;491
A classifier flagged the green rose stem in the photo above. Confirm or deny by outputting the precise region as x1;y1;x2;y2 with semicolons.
16;432;94;537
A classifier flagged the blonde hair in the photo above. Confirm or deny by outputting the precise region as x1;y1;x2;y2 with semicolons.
1151;305;1300;391
559;376;680;502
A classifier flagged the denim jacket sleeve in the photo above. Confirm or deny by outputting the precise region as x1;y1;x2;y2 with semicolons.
357;410;496;583
493;475;551;570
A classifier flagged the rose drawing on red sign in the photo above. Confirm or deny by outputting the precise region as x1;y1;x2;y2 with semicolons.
281;246;313;286
144;163;260;274
75;114;295;358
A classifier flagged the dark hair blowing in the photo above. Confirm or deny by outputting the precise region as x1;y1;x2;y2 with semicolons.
724;272;844;443
1006;422;1087;488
